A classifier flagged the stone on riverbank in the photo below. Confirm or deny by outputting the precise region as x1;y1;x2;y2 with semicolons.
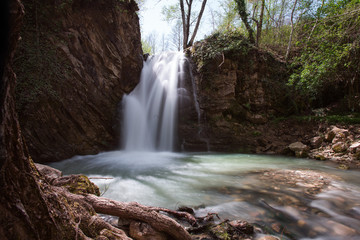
288;142;309;158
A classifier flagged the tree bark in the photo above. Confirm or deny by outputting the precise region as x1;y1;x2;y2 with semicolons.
179;0;187;49
235;0;255;44
256;0;265;46
179;0;208;49
285;0;298;61
188;0;207;47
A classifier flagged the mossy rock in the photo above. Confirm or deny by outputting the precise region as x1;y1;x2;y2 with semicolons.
210;220;254;240
332;142;347;153
337;164;350;170
53;174;100;196
315;154;327;161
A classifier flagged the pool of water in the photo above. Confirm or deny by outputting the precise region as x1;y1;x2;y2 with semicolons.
50;152;360;239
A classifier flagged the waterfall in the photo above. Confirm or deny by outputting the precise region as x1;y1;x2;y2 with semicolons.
121;52;186;152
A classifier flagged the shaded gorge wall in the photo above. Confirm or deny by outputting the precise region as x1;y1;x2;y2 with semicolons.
15;0;143;162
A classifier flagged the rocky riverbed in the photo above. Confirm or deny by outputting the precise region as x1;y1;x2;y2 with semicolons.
287;124;360;169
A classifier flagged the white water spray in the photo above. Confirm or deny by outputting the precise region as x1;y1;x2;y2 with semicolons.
121;52;186;151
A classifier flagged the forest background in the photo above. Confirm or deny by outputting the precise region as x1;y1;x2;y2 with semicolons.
141;0;360;113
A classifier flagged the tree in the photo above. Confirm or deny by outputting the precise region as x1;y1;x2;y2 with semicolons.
141;39;152;54
285;0;298;61
180;0;208;48
163;0;208;49
216;0;242;31
161;33;169;52
146;31;158;54
256;0;265;45
170;20;183;51
289;0;360;109
234;0;256;44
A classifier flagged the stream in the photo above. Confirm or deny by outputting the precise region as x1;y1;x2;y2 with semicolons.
50;151;360;240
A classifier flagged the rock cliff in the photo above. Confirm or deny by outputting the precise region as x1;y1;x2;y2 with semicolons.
184;34;293;152
14;0;143;162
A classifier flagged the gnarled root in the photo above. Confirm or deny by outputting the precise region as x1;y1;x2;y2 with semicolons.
37;165;192;240
64;192;192;240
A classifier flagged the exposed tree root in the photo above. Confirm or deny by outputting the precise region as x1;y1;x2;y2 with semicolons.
64;191;192;240
41;166;194;240
36;165;254;240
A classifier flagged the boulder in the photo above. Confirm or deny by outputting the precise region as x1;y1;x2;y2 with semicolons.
349;141;360;153
289;142;309;157
310;136;323;148
325;126;349;143
314;154;327;161
332;142;347;153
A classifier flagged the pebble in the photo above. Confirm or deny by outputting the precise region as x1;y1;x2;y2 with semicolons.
297;219;306;227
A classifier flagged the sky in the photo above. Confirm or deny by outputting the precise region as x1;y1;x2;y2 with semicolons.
138;0;222;52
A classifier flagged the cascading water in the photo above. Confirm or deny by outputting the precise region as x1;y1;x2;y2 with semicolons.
121;52;186;151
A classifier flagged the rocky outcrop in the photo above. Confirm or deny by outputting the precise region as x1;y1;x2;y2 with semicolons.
308;125;360;168
14;0;143;162
187;36;291;151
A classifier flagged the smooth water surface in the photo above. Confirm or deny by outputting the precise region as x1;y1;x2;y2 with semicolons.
51;152;360;239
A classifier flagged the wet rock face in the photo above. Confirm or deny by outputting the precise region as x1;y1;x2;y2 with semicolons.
15;0;143;162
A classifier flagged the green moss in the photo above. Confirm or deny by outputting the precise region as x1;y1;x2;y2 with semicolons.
315;154;327;161
252;131;262;137
338;164;350;170
210;224;231;240
191;30;251;71
63;175;100;196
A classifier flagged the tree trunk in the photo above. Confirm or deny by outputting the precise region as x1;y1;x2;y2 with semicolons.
235;0;255;44
188;0;207;47
285;0;298;61
256;0;265;46
179;0;187;49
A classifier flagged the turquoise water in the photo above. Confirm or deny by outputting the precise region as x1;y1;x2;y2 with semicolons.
50;152;360;239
